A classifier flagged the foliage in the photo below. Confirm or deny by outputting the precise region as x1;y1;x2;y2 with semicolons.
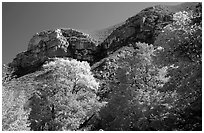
97;42;181;130
2;4;201;131
154;8;202;66
28;58;106;130
43;58;99;92
93;26;201;130
2;71;31;131
94;8;201;131
173;11;192;26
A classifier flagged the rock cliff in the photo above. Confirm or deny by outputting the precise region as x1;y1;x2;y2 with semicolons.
98;3;200;57
9;28;98;76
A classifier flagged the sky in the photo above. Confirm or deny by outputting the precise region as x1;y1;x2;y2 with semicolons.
2;2;182;64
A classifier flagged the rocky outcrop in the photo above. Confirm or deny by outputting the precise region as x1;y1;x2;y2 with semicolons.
9;28;98;77
97;5;174;58
98;3;201;58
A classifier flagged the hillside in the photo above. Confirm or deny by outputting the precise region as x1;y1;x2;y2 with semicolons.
2;2;202;131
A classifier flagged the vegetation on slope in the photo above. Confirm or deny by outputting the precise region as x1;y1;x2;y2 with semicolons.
3;59;106;131
89;4;202;130
2;2;202;131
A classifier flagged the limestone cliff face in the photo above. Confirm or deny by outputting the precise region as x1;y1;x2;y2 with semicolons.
9;28;98;76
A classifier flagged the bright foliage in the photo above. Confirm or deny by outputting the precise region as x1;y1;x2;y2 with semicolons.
28;58;105;130
2;66;30;131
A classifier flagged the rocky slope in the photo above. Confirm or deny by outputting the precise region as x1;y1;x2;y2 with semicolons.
3;2;202;131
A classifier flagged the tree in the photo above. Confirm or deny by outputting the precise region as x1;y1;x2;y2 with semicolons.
28;58;106;130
